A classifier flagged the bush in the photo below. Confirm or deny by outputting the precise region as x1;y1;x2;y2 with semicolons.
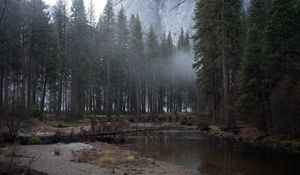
128;118;135;122
27;137;42;145
197;121;210;131
158;117;167;122
270;78;300;138
31;110;42;119
5;101;24;140
180;120;188;125
187;122;193;126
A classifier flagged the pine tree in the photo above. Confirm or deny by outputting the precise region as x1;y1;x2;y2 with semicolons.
41;24;59;113
129;15;144;115
240;0;268;129
160;32;168;60
69;0;89;119
167;32;174;56
165;31;174;112
177;27;185;50
193;0;243;126
86;0;98;113
115;7;129;114
99;0;115;116
53;0;68;115
27;0;57;113
263;0;299;87
263;0;300;135
193;0;221;121
177;28;191;52
146;25;159;114
184;31;191;51
0;0;23;115
220;0;243;128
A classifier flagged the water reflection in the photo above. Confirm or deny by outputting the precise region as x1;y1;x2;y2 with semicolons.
126;131;300;175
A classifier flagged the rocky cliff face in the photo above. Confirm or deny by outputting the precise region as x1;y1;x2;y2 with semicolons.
112;0;249;40
112;0;195;40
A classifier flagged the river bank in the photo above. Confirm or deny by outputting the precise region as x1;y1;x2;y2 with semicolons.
1;118;300;175
125;130;300;175
1;116;300;175
0;142;198;175
202;121;300;152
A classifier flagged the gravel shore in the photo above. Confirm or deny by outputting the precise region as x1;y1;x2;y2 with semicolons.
1;142;199;175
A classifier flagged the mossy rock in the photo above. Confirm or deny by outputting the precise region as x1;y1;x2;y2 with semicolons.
27;137;42;145
292;141;300;150
264;135;282;144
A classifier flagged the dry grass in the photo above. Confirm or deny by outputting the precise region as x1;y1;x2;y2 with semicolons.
69;143;198;175
125;155;135;163
0;144;23;174
72;147;136;168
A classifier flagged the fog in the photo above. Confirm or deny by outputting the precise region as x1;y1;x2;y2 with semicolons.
157;50;196;85
170;50;196;81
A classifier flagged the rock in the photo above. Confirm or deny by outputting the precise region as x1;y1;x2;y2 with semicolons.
112;0;195;42
197;122;211;132
54;149;61;156
256;135;267;142
63;143;93;151
112;0;250;42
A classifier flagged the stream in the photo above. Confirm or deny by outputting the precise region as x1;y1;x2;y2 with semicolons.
126;131;300;175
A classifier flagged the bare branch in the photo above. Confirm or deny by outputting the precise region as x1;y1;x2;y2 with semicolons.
0;0;7;24
169;0;189;12
112;0;124;7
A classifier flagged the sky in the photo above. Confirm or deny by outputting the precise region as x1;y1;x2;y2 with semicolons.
44;0;107;19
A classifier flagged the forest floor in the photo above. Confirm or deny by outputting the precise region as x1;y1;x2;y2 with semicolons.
0;142;198;175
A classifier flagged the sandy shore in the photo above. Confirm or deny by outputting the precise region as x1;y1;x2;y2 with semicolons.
1;142;199;175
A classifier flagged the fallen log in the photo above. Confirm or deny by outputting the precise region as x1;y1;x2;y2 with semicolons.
3;127;164;145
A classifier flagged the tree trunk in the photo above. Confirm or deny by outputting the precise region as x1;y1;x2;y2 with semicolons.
27;58;32;110
221;0;232;128
0;68;3;112
211;71;217;122
4;58;9;112
136;74;140;116
40;72;47;112
107;57;111;117
70;70;78;119
57;76;63;115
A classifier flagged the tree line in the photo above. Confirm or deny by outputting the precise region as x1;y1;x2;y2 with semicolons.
193;0;300;137
0;0;195;122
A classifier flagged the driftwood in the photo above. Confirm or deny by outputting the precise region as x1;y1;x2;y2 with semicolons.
1;117;164;145
3;127;163;145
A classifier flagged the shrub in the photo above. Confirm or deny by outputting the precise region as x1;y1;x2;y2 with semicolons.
27;137;41;145
271;78;300;138
128;118;135;122
125;155;135;163
31;110;42;119
180;120;188;125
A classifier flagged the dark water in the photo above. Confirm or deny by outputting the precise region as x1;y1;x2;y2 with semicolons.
126;131;300;175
